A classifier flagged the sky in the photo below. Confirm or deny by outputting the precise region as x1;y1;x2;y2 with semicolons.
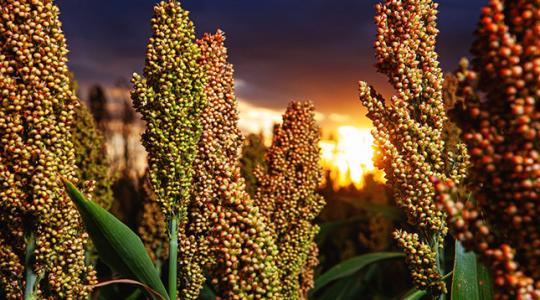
55;0;486;131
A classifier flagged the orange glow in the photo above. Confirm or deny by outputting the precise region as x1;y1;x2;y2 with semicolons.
320;126;384;190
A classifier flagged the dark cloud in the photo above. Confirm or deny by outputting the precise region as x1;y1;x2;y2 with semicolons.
55;0;486;129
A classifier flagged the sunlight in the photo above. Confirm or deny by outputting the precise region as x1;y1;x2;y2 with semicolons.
320;126;384;190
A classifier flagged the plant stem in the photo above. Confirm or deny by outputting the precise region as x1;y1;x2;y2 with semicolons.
23;232;37;300
168;215;178;299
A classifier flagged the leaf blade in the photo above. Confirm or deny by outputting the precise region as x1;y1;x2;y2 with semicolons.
312;252;404;294
64;181;169;300
452;240;479;300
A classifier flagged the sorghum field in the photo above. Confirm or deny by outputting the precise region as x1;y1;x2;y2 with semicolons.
0;0;539;299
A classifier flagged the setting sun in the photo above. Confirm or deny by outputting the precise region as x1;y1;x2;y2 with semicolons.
320;126;384;190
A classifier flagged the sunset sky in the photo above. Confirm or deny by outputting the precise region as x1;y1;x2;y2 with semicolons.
55;0;485;131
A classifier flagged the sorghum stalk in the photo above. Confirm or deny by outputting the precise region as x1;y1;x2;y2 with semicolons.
435;0;540;298
358;0;468;295
179;30;281;299
131;1;206;297
254;100;325;299
0;0;97;298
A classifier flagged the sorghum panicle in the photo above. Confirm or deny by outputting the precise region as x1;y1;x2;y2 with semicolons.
71;102;114;210
436;0;540;298
180;31;281;299
358;0;468;294
0;0;96;298
254;100;325;299
131;0;207;217
240;133;267;197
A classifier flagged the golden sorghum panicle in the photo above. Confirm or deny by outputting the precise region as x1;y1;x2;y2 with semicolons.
254;101;325;299
358;0;468;294
180;31;281;300
131;0;206;218
72;102;114;210
0;0;96;298
435;0;540;298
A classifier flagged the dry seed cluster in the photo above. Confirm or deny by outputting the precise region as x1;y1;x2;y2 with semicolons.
254;101;325;299
436;0;540;298
0;0;96;298
358;0;469;294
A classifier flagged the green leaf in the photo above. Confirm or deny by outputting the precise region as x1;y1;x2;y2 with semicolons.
477;261;493;300
63;181;169;300
311;252;404;295
402;288;427;300
316;215;365;245
452;240;493;300
315;273;359;300
198;282;216;300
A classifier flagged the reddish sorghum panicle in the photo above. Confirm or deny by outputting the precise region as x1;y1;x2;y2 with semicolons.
180;31;281;300
358;0;468;294
436;0;540;298
0;0;96;298
254;100;325;299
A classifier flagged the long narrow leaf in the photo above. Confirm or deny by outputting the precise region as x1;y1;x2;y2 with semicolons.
402;288;427;300
477;261;494;300
63;181;169;300
312;252;404;294
452;240;480;300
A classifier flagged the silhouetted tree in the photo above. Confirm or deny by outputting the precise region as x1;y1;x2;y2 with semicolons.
88;84;109;130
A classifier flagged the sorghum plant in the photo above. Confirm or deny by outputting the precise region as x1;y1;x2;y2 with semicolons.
254;100;325;299
0;0;96;298
71;103;114;210
435;0;540;298
138;170;169;267
240;133;267;197
131;0;206;296
358;0;468;294
180;30;281;299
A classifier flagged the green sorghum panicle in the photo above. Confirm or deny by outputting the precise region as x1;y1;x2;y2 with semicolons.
0;0;97;298
180;30;281;300
358;0;469;294
131;0;206;218
255;101;325;299
435;0;540;298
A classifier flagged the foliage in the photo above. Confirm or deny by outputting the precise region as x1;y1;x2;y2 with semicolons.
88;85;109;131
64;181;168;300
